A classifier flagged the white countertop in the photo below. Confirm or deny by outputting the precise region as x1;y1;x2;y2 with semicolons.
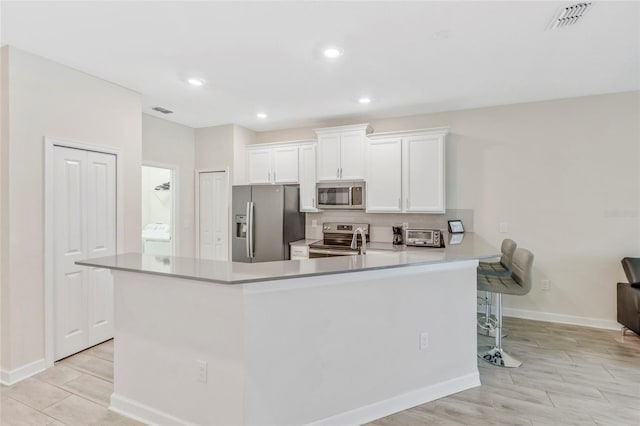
77;233;498;285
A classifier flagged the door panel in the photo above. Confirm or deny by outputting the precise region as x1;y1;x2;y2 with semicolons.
339;131;365;180
54;146;116;360
316;134;341;181
367;138;402;212
86;152;116;345
247;150;272;184
251;185;284;262
54;147;89;360
199;171;229;261
231;185;251;262
88;267;113;344
272;147;299;183
299;145;317;212
403;135;445;213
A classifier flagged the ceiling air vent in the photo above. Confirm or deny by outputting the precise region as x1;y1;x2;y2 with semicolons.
152;106;174;114
551;2;592;29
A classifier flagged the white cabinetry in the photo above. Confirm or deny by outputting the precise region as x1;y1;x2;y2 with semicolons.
247;145;299;184
366;138;402;212
315;124;370;181
298;143;318;212
367;128;447;214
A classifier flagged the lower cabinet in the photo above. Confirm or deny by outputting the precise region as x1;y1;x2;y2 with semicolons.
367;128;447;214
290;245;309;260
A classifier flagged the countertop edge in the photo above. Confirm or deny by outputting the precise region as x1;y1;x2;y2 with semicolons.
76;253;495;285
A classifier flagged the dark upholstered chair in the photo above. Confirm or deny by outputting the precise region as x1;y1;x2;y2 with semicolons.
478;239;517;337
477;248;534;368
618;257;640;338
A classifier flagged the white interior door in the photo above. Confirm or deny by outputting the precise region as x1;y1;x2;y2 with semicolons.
199;171;229;261
54;146;116;360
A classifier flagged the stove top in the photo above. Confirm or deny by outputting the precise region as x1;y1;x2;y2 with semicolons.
309;222;370;250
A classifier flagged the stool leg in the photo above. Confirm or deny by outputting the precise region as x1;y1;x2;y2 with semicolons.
477;291;507;338
478;292;522;368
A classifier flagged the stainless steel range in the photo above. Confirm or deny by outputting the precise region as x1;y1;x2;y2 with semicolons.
308;222;370;258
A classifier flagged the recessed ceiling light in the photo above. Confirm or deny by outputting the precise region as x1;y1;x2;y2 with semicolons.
187;78;204;87
256;113;268;119
358;97;371;104
323;47;343;59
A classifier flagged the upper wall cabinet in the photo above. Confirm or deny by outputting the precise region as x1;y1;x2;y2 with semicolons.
367;128;447;214
298;142;318;212
247;145;299;184
315;124;371;181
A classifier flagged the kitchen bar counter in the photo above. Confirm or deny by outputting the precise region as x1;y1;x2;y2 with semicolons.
77;232;498;285
84;233;496;426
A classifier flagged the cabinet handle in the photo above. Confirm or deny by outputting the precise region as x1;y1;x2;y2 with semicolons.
268;171;271;182
398;198;401;209
337;168;340;179
312;197;315;208
406;199;410;209
340;168;343;179
273;171;276;182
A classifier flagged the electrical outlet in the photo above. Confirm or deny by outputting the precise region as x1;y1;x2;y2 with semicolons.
541;280;550;291
196;360;208;383
499;222;509;233
419;332;429;350
312;219;318;227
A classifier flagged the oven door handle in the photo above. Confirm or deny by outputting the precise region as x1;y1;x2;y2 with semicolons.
309;248;359;256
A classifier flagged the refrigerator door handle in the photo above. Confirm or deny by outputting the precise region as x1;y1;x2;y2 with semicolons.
248;201;255;258
245;202;251;258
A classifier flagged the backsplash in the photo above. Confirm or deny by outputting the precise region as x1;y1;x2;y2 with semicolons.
304;209;474;242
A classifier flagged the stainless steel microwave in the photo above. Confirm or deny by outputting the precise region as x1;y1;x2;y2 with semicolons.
316;182;365;210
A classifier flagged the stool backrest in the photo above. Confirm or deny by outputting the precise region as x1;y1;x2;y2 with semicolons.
500;239;517;271
511;248;534;295
621;257;640;284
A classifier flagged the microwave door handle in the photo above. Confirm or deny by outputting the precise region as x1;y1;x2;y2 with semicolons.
348;187;353;206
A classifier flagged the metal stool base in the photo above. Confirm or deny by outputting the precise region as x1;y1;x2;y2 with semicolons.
478;345;522;368
477;316;508;338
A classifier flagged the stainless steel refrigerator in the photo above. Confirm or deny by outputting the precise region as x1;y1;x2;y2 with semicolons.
232;185;305;263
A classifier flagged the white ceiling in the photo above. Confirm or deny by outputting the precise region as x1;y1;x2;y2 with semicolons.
2;1;639;131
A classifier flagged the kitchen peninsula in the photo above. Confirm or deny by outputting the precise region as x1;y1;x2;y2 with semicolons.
77;233;499;426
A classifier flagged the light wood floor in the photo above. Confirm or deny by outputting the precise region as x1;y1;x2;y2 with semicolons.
369;317;640;426
2;317;639;425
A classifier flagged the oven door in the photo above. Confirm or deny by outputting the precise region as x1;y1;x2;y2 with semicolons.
308;248;360;258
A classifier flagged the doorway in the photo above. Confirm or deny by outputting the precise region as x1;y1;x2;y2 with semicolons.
196;170;229;261
141;165;176;256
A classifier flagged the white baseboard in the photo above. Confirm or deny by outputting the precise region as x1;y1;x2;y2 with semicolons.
110;393;195;426
306;372;481;426
111;373;480;426
502;307;621;331
477;302;621;331
0;358;47;386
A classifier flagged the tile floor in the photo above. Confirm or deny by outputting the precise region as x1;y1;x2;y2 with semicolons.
1;318;639;425
1;340;142;426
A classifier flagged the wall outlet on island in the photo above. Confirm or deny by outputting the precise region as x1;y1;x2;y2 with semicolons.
541;280;550;291
419;332;429;350
196;360;208;383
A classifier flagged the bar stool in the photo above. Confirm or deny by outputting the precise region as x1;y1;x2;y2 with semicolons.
477;248;534;368
477;239;517;337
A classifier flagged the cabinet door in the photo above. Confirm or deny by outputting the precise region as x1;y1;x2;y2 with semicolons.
272;146;299;183
299;144;318;212
366;138;402;212
403;134;445;213
247;149;272;184
316;133;341;181
339;131;365;180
